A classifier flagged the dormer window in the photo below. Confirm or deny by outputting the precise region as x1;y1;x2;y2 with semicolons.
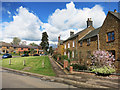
87;38;90;46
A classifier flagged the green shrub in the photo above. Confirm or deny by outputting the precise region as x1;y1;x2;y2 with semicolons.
91;66;115;74
61;55;68;60
71;64;87;70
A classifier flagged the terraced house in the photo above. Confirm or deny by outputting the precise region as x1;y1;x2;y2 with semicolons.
0;42;43;55
62;18;95;60
78;10;120;66
57;10;120;66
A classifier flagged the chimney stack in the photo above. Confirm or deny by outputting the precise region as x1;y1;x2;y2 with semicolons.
58;35;60;42
87;18;93;28
70;31;74;36
114;9;117;12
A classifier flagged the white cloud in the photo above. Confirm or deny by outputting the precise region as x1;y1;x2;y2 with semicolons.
48;1;106;30
2;2;106;45
3;6;42;41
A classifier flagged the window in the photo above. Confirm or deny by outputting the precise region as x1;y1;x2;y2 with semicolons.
7;46;9;49
80;41;83;47
108;50;115;59
68;43;70;48
107;31;115;42
73;41;75;47
0;46;2;48
21;48;23;50
64;52;66;55
64;44;66;49
72;51;74;58
87;38;90;46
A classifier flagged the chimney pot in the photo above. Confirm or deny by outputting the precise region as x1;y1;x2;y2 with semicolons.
70;31;74;36
114;9;117;12
58;35;60;42
87;18;93;28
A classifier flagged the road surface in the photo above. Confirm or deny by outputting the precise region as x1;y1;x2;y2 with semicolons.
2;69;76;88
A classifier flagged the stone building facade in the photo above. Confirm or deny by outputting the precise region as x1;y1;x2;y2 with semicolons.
57;10;120;68
99;11;120;60
62;18;95;60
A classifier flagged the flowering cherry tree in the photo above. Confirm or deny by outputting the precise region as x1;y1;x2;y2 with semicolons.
91;50;115;68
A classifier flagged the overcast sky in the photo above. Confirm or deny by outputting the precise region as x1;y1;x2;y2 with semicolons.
0;1;118;46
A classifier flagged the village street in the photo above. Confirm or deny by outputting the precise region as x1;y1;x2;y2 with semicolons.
1;69;76;88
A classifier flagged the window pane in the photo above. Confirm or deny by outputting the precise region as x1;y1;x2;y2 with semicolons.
108;33;111;41
112;32;114;40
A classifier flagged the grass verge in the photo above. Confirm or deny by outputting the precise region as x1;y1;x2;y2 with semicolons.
2;56;56;76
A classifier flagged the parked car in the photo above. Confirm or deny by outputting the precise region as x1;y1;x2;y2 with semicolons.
2;54;12;59
33;54;39;56
21;54;29;57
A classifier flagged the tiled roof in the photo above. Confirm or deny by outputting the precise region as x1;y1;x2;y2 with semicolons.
109;11;120;20
0;42;11;47
78;27;101;42
63;26;94;42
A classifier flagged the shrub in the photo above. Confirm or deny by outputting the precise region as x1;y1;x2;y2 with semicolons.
90;50;115;74
71;64;87;71
91;66;115;74
61;55;68;60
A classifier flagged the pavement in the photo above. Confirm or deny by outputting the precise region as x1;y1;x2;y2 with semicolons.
2;69;76;88
49;57;65;76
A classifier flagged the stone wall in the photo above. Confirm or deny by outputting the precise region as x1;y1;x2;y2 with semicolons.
99;12;119;60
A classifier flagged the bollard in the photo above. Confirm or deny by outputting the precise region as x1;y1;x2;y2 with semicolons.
42;60;44;68
23;60;26;66
9;59;11;65
70;66;73;73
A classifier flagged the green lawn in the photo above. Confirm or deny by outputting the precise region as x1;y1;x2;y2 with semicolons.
2;56;56;76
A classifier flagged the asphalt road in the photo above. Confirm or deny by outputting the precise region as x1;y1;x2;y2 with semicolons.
1;69;76;88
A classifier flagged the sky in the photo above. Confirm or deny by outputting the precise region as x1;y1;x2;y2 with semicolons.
0;1;119;47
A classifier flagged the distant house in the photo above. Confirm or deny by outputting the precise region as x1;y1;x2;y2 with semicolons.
57;36;64;55
0;42;43;55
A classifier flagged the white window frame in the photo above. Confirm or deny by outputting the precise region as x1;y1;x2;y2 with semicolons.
64;44;66;49
68;43;70;48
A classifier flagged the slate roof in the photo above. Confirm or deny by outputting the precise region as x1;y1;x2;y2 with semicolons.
78;27;101;42
63;26;94;43
109;11;120;20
